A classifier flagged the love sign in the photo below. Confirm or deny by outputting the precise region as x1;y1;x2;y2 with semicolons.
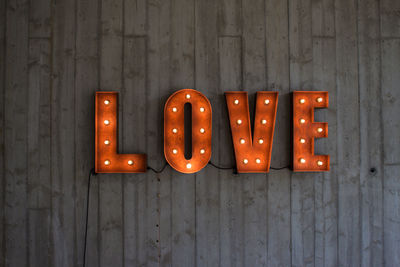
94;89;329;174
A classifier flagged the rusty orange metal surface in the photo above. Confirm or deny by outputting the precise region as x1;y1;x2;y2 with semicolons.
225;91;278;173
164;89;212;174
95;92;147;173
292;91;330;172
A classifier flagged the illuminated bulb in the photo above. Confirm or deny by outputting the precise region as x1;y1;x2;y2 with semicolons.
299;98;305;104
104;120;110;125
300;158;306;164
256;158;261;164
317;128;323;133
200;107;205;112
261;119;267;125
104;160;110;165
104;140;110;145
265;99;270;105
300;138;306;144
186;94;191;99
258;139;264;144
200;128;205;133
240;138;245;144
128;160;134;165
172;149;178;154
200;149;205;154
317;160;323;166
186;163;192;169
243;159;248;164
172;128;178;134
234;99;239;105
300;119;306;124
237;119;242;125
172;107;178;112
317;97;323;103
104;100;110;105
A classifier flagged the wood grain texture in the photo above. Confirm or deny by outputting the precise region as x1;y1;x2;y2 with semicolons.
1;0;400;266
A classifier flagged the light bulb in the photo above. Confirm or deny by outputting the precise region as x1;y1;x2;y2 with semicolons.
186;163;192;169
240;138;245;144
317;160;323;166
172;107;177;112
104;120;110;125
300;158;306;164
261;119;267;125
317;97;323;103
104;160;110;165
317;128;323;133
172;149;178;154
265;99;270;105
128;160;134;165
256;158;261;164
200;128;205;133
243;159;248;164
299;98;305;104
104;100;110;105
259;139;264;144
200;149;205;154
172;128;178;133
104;140;110;145
300;138;306;144
200;107;205;112
186;94;191;99
234;99;239;105
237;119;242;125
300;119;306;124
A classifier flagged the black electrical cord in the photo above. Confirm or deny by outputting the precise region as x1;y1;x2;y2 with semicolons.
147;162;168;173
83;168;95;267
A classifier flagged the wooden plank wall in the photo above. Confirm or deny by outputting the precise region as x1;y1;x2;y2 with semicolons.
1;0;400;266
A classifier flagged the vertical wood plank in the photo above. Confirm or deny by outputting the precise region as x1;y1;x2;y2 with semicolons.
5;0;29;266
28;209;51;267
75;0;99;265
218;36;243;267
29;0;51;38
195;0;220;266
265;0;291;265
51;0;76;265
99;0;123;266
218;0;241;36
124;0;146;36
0;0;5;263
380;0;400;38
358;0;384;266
335;0;361;265
289;0;315;266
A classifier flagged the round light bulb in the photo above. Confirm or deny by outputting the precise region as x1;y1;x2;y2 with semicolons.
237;119;242;125
128;160;134;165
299;98;305;104
104;120;110;125
104;140;110;145
104;160;110;165
300;138;306;144
104;100;110;105
186;163;192;169
317;97;323;103
200;107;205;112
200;149;205;154
186;94;191;99
256;158;261;164
200;128;205;133
265;99;270;105
300;158;306;164
172;149;178;154
172;128;178;134
234;99;239;105
317;128;323;133
172;107;178;112
243;159;248;164
317;160;323;166
240;138;245;144
300;119;306;124
259;139;264;144
261;119;267;125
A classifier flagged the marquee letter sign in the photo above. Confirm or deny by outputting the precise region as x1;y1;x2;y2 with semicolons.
164;89;212;173
292;91;330;171
95;92;147;173
225;92;278;173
